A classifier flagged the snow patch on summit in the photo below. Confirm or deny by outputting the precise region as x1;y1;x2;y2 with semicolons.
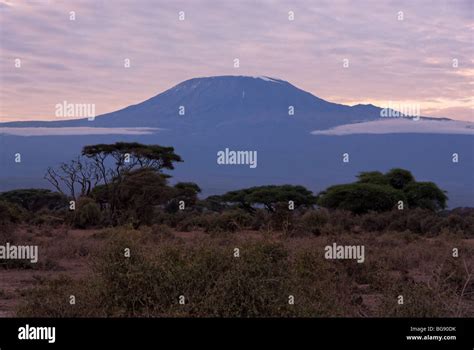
251;76;281;83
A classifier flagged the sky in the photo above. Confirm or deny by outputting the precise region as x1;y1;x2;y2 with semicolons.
0;0;473;122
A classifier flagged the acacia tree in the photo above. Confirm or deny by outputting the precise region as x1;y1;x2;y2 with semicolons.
81;142;182;185
317;183;405;214
80;143;182;219
385;168;415;190
0;189;68;212
114;168;172;227
165;182;202;212
45;156;102;200
404;182;447;211
45;142;182;211
356;171;389;186
214;185;317;212
319;168;447;213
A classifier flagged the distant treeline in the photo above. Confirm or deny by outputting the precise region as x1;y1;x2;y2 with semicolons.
0;142;464;233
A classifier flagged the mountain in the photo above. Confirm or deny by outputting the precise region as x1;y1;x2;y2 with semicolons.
1;76;390;132
1;76;473;207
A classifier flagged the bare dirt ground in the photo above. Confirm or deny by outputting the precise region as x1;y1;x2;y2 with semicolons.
0;228;95;317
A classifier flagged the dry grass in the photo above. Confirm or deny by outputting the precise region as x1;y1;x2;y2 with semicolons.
0;223;471;318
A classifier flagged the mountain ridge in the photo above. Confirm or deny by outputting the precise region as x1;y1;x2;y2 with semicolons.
1;75;438;132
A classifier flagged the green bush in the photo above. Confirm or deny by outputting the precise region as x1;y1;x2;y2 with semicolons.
404;182;447;211
0;189;68;212
319;169;446;214
385;168;415;190
318;183;404;214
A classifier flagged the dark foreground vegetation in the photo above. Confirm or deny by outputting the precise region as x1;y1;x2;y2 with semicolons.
0;143;472;317
1;224;472;317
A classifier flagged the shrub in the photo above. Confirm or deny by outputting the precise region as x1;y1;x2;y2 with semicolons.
270;202;295;232
175;214;207;232
17;275;102;317
29;208;65;227
150;224;175;239
203;209;252;233
0;189;68;212
0;200;24;226
152;210;183;228
326;210;355;232
439;214;474;235
299;209;330;235
192;241;292;317
72;197;102;228
290;249;356;316
379;281;452;317
18;234;294;317
15;228;472;318
250;209;271;231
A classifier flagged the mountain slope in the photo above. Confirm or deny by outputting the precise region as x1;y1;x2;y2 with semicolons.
1;76;388;132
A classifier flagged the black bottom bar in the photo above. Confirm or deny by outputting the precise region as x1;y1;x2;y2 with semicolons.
0;318;472;349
